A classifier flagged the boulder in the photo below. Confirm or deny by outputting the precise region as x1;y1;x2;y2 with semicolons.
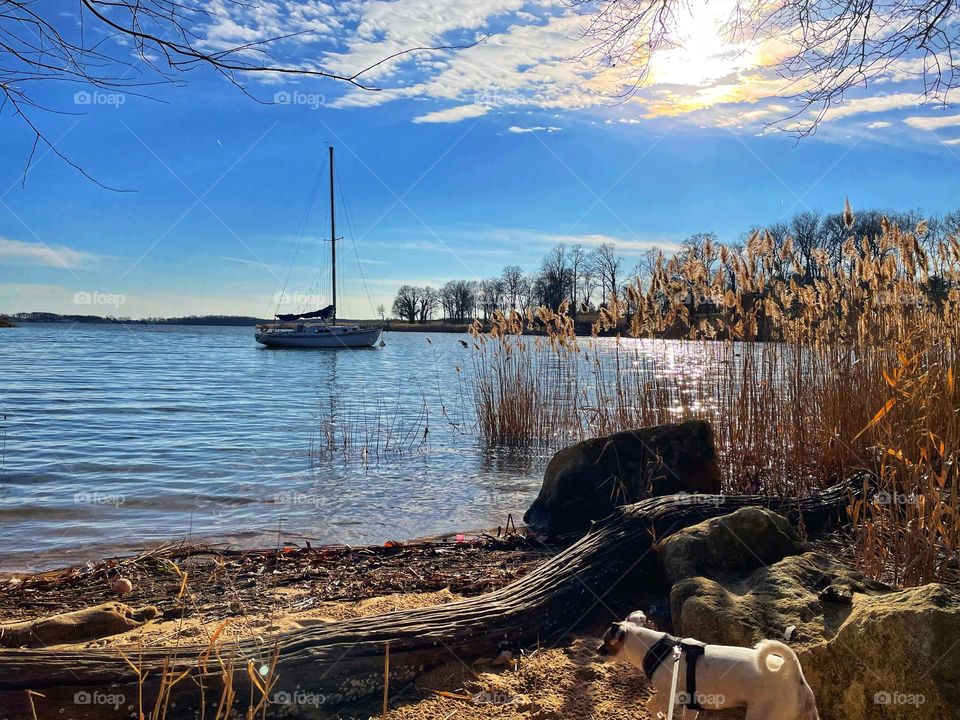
659;510;960;719
802;583;960;720
523;420;721;535
669;551;887;648
659;506;803;584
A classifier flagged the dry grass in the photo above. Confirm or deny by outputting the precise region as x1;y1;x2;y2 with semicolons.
469;206;959;587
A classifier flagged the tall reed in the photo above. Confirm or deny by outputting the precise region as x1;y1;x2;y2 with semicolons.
469;207;960;585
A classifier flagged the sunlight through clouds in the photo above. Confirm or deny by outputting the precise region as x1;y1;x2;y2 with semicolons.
190;0;959;138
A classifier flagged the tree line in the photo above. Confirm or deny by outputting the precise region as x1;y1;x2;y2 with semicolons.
391;207;960;323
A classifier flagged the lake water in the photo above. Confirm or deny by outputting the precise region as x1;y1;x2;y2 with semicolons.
0;324;552;572
0;323;737;573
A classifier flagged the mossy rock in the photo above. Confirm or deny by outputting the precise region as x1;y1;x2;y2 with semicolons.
802;583;960;720
662;513;958;720
659;506;803;585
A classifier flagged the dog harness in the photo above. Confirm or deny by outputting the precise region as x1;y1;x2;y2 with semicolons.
642;633;707;711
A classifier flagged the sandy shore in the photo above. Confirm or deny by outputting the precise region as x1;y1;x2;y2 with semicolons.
0;531;741;719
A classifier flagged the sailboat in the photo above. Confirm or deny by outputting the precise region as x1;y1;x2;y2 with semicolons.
255;147;383;349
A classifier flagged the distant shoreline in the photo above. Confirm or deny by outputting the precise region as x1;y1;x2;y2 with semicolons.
4;313;641;337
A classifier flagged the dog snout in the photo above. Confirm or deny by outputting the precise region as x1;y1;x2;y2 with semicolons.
596;642;608;656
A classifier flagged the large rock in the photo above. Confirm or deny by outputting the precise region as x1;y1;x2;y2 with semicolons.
802;583;960;720
670;551;887;648
660;506;803;584
523;420;721;535
659;510;960;719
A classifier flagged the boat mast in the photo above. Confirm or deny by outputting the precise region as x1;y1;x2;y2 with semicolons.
329;145;337;326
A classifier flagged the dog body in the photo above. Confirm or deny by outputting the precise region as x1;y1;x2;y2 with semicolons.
598;611;819;720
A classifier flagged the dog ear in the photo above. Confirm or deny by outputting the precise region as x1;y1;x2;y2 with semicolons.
627;610;647;625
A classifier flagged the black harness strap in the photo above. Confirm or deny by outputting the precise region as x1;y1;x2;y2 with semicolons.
681;640;706;710
641;634;708;711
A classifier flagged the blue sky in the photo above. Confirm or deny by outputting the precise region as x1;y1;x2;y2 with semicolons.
2;0;959;318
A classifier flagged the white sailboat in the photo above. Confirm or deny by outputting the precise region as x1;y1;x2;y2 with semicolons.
256;147;383;349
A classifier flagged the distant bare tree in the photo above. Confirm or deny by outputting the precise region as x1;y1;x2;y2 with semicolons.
790;211;823;279
536;244;573;310
440;280;476;321
589;242;622;305
480;277;505;320
569;244;589;315
681;232;719;278
634;248;660;287
573;0;960;134
501;265;525;310
392;285;420;324
416;286;438;324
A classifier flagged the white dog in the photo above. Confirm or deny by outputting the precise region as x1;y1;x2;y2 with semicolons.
597;611;819;720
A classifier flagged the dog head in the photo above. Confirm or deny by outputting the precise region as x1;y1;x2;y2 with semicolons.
596;622;627;657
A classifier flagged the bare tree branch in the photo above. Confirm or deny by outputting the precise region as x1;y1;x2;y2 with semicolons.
0;0;479;188
570;0;960;135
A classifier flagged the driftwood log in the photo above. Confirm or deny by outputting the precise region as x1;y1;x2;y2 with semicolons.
0;478;865;718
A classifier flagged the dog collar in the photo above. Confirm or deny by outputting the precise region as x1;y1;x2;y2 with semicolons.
642;633;680;680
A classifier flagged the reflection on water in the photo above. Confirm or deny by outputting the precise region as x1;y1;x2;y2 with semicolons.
0;323;734;572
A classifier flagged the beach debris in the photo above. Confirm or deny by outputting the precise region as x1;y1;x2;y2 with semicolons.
472;649;512;666
111;577;133;597
818;582;854;605
784;625;797;641
0;535;553;632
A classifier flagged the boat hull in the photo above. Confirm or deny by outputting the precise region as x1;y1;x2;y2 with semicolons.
255;326;382;348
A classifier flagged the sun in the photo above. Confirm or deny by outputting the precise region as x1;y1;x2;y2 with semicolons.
648;0;756;87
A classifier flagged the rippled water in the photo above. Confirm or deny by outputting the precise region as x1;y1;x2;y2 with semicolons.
0;324;550;571
0;323;738;572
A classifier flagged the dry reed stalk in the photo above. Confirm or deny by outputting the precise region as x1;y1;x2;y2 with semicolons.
468;204;959;586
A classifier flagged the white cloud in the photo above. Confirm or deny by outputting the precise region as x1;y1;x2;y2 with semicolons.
0;237;100;269
823;93;924;121
532;232;681;255
412;104;489;123
507;125;561;133
904;114;960;131
193;0;950;139
867;121;892;129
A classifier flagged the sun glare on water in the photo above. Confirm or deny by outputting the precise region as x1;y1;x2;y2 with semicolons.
649;0;756;86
